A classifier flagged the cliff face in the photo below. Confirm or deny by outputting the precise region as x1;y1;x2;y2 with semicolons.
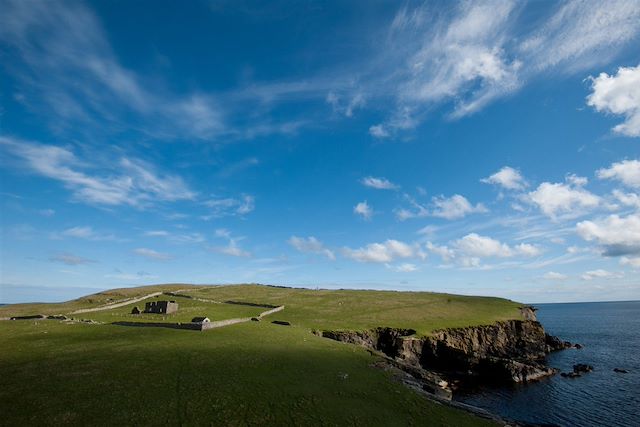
320;309;569;398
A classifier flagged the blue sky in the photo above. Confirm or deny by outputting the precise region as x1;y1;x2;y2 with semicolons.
1;0;640;304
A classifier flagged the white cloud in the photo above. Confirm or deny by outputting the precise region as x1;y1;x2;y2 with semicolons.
587;65;640;137
343;239;422;263
621;256;640;268
425;241;455;263
39;208;55;217
612;190;640;209
431;194;487;220
361;176;399;190
576;213;640;256
515;243;543;257
353;201;373;220
214;229;251;257
134;248;172;261
581;269;623;280
327;91;365;117
145;230;169;237
62;226;95;239
0;137;195;207
597;160;640;188
396;1;521;119
526;177;600;218
395;194;429;221
481;166;527;190
542;271;568;281
455;233;541;258
59;226;116;241
288;236;335;260
203;194;255;218
455;233;511;258
145;230;205;244
369;124;390;138
49;253;95;266
522;2;640;73
386;263;419;272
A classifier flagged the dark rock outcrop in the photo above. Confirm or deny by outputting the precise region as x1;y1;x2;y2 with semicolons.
272;320;291;326
613;368;628;373
573;363;594;373
321;319;569;398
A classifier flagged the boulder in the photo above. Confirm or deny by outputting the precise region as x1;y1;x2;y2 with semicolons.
251;317;260;322
573;363;594;374
613;368;628;373
561;372;581;378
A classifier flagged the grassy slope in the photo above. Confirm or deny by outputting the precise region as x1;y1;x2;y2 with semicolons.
184;284;523;336
0;284;523;426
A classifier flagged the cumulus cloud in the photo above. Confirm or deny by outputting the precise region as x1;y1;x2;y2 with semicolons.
431;195;487;220
597;160;640;188
481;166;527;190
369;124;390;138
133;248;172;261
288;236;335;260
454;233;541;259
581;269;623;280
612;190;640;209
587;65;640;137
576;213;640;256
526;176;599;218
361;176;399;190
425;241;455;263
621;256;640;268
354;201;373;220
343;239;423;263
0;137;195;207
59;226;117;241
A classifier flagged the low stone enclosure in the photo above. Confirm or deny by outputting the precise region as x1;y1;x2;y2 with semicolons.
113;305;285;331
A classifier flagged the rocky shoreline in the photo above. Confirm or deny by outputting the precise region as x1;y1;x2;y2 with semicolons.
317;307;576;402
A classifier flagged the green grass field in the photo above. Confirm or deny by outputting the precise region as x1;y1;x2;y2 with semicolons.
0;284;524;426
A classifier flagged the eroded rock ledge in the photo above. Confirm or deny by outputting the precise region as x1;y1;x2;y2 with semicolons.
318;309;572;400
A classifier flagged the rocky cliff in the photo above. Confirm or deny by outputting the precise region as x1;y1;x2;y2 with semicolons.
319;307;572;399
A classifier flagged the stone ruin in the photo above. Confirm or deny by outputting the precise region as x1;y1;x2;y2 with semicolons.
143;300;178;314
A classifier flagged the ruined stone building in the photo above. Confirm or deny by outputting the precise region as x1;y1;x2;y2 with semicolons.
143;300;178;314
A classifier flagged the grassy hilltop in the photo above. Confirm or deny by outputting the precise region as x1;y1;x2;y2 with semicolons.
0;284;523;426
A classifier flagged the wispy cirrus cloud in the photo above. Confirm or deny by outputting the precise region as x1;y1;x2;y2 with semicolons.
49;253;95;266
359;0;640;137
202;194;255;219
213;229;251;257
133;248;173;261
361;176;399;190
0;137;195;208
288;236;335;260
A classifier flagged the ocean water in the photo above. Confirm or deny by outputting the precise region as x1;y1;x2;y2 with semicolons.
457;301;640;426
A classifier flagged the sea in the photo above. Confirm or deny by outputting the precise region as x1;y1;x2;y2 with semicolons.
457;301;640;427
